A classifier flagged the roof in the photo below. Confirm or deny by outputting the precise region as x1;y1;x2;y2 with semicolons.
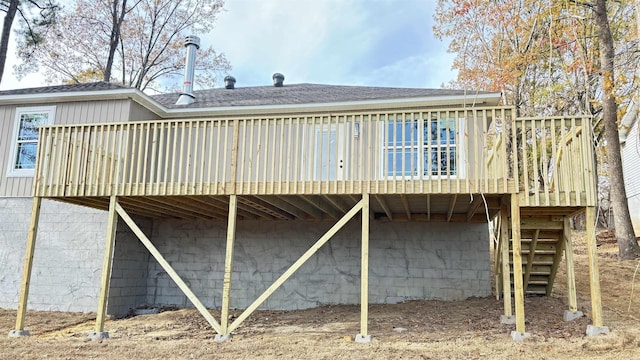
0;81;128;96
0;81;501;117
152;83;494;108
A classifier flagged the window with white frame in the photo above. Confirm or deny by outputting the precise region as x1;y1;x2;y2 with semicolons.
7;106;55;177
383;115;463;178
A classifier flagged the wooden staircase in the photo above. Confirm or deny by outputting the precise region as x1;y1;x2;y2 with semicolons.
496;213;569;297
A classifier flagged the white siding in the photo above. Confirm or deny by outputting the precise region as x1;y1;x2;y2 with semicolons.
621;119;640;236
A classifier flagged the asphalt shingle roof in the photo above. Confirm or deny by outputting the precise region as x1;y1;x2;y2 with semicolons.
0;81;496;109
0;81;128;96
152;83;491;108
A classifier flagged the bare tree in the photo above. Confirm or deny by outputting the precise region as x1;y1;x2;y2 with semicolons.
15;0;230;91
0;0;19;84
0;0;58;84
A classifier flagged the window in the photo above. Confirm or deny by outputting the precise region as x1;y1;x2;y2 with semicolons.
7;106;55;177
384;116;463;178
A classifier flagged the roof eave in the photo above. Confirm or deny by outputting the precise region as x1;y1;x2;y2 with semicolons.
161;92;502;118
0;88;502;118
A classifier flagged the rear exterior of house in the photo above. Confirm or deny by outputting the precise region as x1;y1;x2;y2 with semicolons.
2;79;606;341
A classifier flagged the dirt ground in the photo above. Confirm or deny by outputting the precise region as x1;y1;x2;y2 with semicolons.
2;230;640;359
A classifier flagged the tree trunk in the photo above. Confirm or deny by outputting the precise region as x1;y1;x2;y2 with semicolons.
104;0;127;82
593;0;640;259
0;0;19;84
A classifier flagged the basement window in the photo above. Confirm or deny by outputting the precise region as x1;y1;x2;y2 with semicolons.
7;106;55;177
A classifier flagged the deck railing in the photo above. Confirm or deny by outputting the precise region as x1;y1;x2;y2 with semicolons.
32;107;530;198
512;116;596;207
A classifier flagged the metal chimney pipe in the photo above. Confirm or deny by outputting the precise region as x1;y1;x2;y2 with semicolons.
175;35;201;105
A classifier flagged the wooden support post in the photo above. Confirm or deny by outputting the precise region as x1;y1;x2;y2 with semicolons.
510;195;528;338
564;216;577;311
115;203;222;334
500;202;512;319
10;197;42;337
91;195;118;339
218;195;238;340
563;216;580;318
586;206;607;333
227;199;364;334
356;193;371;343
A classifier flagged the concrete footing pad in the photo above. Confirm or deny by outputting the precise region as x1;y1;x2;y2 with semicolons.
8;330;30;337
500;315;516;325
586;325;610;336
563;310;584;322
88;332;109;340
214;334;232;342
355;334;372;343
510;331;531;341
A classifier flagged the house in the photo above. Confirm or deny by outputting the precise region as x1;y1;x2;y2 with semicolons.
1;37;609;342
620;101;640;236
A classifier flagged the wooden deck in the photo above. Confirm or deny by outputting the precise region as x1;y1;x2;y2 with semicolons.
13;106;607;340
32;107;596;218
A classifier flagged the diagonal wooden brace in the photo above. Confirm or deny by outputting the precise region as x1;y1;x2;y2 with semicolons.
227;199;364;334
115;203;222;334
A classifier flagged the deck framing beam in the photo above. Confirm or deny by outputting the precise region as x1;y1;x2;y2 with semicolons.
447;195;457;222
227;199;364;334
374;194;392;220
10;197;42;337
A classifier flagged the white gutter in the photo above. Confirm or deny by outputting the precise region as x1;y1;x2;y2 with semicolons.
0;88;502;119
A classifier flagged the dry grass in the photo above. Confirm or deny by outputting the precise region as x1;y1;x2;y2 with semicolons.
2;230;640;359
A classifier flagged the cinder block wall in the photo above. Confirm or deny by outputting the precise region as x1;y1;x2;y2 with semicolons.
143;219;491;310
107;218;152;318
0;198;106;311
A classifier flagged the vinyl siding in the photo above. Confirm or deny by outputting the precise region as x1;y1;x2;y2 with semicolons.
622;119;640;236
0;99;132;197
622;119;640;197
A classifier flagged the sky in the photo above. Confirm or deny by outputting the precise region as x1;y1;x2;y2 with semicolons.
0;0;457;91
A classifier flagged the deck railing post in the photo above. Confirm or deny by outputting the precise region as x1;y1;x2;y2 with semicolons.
229;120;240;194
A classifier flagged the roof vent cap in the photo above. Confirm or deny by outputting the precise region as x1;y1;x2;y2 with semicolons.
184;35;201;49
224;75;236;89
272;73;284;87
